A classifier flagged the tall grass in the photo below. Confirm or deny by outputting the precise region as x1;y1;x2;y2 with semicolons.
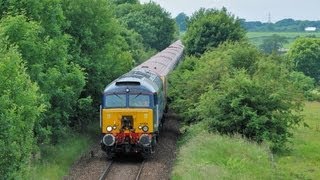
27;134;92;179
27;123;99;179
275;102;320;179
172;102;320;179
172;124;274;179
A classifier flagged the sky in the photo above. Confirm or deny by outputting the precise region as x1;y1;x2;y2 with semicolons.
139;0;320;22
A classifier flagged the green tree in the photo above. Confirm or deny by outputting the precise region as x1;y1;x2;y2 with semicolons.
62;0;133;107
169;42;304;151
288;38;320;83
116;2;176;51
0;14;86;143
0;0;67;36
0;39;45;178
259;34;288;54
183;8;245;56
175;12;188;32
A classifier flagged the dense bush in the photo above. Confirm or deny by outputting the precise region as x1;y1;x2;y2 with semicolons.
0;14;86;143
287;38;320;84
62;0;134;107
169;42;304;151
0;39;45;178
115;2;176;51
183;8;245;56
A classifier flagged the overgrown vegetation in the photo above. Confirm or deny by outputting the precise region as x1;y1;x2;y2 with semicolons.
0;0;176;177
172;102;320;179
183;8;245;56
170;7;318;152
170;42;305;151
0;39;44;179
288;38;320;84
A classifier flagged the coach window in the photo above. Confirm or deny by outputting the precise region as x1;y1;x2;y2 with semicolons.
129;94;150;107
104;94;126;108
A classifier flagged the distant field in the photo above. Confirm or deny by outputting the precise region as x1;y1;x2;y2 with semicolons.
247;31;320;48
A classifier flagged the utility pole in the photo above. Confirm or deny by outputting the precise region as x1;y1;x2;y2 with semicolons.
268;12;271;23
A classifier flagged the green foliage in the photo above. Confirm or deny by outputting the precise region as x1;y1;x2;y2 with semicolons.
289;71;316;100
172;102;320;179
0;14;86;143
287;37;320;83
0;39;45;179
169;42;261;123
175;12;188;32
0;0;67;36
183;8;245;56
116;2;176;51
259;34;288;54
62;0;134;106
169;41;304;151
28;131;93;179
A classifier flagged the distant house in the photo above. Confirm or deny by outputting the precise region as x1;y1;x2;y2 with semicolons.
305;27;317;31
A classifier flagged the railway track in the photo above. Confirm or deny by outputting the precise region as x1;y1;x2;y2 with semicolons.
99;160;145;180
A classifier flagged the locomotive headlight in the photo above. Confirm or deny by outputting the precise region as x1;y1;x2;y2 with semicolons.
106;126;113;132
142;125;149;132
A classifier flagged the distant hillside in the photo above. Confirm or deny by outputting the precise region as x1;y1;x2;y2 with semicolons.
241;18;320;32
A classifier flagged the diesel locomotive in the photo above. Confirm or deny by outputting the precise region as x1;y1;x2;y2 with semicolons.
100;40;184;158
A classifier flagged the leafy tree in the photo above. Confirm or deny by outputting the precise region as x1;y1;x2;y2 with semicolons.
259;34;288;54
0;0;67;36
175;12;188;32
62;0;134;107
169;42;304;151
169;42;261;123
289;71;316;100
0;13;86;143
288;38;320;83
0;39;45;178
183;8;245;56
116;2;176;51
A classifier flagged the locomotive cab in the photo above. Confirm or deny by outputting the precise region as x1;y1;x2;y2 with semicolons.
101;70;164;158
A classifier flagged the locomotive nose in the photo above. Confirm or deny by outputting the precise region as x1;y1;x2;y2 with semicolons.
139;134;151;146
103;134;115;146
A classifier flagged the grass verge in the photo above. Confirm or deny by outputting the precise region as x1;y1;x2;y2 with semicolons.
275;101;320;179
172;123;274;180
27;123;98;179
172;102;320;179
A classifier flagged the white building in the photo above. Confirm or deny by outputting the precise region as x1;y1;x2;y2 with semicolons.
305;27;317;32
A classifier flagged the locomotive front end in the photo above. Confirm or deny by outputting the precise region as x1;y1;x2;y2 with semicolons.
101;71;163;158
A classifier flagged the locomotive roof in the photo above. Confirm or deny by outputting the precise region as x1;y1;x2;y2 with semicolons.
103;69;162;94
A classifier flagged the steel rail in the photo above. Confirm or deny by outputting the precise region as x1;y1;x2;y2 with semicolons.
135;160;145;180
99;161;113;180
